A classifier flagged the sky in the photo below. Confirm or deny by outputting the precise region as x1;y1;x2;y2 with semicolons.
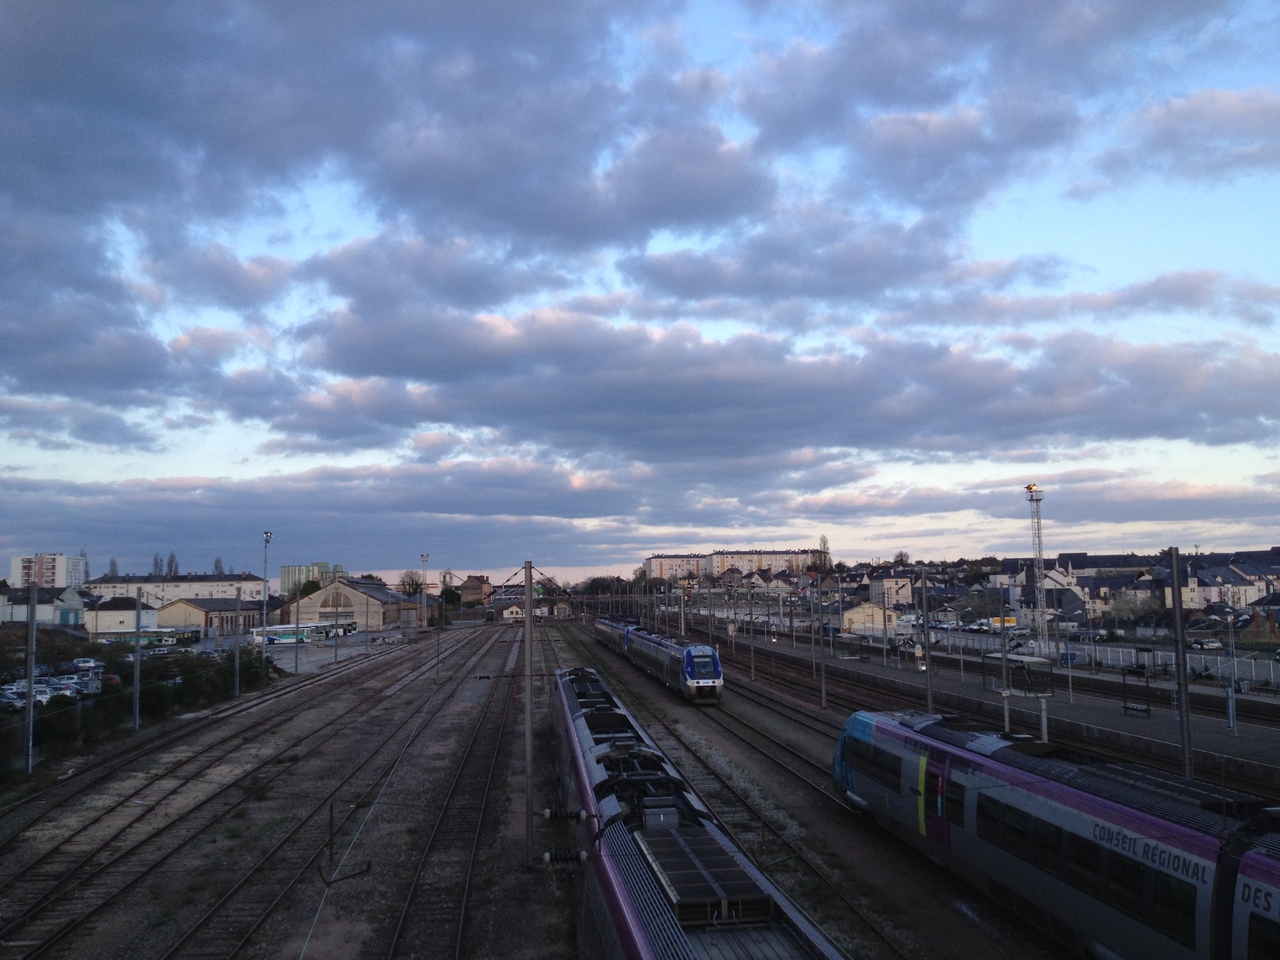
3;0;1280;587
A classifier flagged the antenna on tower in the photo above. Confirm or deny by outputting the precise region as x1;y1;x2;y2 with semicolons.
1025;484;1047;649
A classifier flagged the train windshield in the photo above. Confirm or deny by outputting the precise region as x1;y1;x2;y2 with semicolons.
689;654;720;679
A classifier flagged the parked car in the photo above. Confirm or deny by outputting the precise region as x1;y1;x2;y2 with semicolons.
1189;638;1224;650
0;692;23;713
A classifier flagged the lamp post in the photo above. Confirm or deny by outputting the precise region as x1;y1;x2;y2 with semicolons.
262;532;272;684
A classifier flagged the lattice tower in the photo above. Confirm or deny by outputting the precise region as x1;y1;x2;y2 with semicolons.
1026;484;1048;646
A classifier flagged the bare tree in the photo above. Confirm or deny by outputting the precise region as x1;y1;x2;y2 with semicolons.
166;551;179;576
213;556;225;575
893;550;911;566
398;570;425;597
152;553;163;575
108;557;119;576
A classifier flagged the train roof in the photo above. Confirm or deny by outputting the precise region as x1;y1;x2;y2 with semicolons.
874;710;1268;835
558;669;848;958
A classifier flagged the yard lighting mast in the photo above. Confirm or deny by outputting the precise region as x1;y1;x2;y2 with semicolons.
1026;483;1069;701
1025;485;1047;647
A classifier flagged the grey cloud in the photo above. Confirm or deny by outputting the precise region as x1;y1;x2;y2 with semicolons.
1090;86;1280;187
602;125;775;230
0;397;160;450
740;1;1228;208
883;270;1280;327
846;92;1080;209
304;231;569;311
144;243;294;310
281;304;1280;468
619;208;955;305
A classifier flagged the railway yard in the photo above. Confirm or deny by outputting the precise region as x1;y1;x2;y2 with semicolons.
3;620;1278;959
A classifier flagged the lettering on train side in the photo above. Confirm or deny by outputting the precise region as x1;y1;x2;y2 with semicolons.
1241;882;1275;917
1091;824;1208;885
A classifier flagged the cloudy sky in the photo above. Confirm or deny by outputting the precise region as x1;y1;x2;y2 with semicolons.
3;0;1280;585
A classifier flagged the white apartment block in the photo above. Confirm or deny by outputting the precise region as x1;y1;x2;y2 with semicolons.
645;549;827;581
705;549;825;576
10;553;89;589
644;555;706;581
280;562;346;594
85;572;267;605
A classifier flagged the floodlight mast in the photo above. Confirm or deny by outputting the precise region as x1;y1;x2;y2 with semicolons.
1025;485;1047;649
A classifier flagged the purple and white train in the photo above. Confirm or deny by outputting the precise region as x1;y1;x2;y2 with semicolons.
593;618;723;702
833;709;1280;960
554;666;848;960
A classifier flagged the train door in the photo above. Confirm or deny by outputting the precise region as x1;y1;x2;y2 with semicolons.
919;750;949;861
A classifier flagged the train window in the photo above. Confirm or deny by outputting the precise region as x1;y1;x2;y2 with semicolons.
1106;853;1146;921
843;740;902;792
977;794;1000;844
946;781;965;826
1154;873;1196;949
1003;807;1033;861
1033;821;1064;878
690;655;718;678
1067;834;1102;895
1249;912;1280;960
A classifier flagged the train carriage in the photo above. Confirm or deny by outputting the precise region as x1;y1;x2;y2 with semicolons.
593;618;723;702
833;709;1280;960
553;666;849;960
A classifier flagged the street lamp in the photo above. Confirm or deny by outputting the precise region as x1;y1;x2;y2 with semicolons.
262;532;272;683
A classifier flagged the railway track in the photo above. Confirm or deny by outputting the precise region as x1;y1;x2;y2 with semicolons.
0;625;506;959
385;639;519;960
566;624;914;960
720;636;1280;803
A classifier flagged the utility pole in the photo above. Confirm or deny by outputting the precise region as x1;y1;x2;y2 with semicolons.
523;560;534;863
234;587;241;697
262;532;272;684
420;553;429;632
133;587;142;730
1170;547;1193;777
25;582;36;773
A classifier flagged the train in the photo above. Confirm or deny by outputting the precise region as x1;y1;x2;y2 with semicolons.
552;666;850;959
593;618;723;702
832;709;1280;960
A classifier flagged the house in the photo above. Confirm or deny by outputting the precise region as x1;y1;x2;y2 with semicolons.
84;595;159;635
2;586;86;626
842;602;900;635
869;569;912;609
459;575;493;606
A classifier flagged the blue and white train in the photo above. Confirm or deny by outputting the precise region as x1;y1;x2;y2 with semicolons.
553;666;848;960
593;618;723;702
833;709;1280;960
